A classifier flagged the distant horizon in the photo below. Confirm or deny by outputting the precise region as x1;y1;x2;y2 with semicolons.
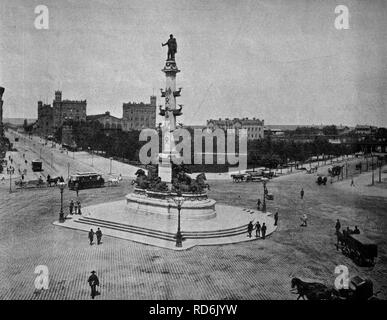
5;117;381;130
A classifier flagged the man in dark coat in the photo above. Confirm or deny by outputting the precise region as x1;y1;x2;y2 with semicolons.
300;188;304;199
255;221;261;238
88;271;99;299
257;199;261;210
335;219;341;233
77;201;82;215
88;229;94;245
261;223;267;239
96;228;102;245
69;200;74;215
162;34;177;60
274;212;278;226
75;183;79;197
247;221;253;238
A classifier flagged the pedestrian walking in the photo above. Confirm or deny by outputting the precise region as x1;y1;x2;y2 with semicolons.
274;211;278;226
74;201;78;215
88;271;100;299
69;200;74;215
77;201;82;215
300;213;308;227
255;221;261;238
261;223;267;239
257;198;261;211
335;219;341;233
350;178;355;187
88;229;94;245
96;228;102;245
300;188;304;199
247;221;253;238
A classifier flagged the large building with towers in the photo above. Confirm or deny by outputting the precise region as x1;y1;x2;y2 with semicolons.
52;90;87;130
36;91;87;136
122;96;157;131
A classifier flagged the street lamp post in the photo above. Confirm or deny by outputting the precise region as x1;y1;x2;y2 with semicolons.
379;159;382;183
58;182;66;222
9;168;12;193
88;147;93;167
371;154;374;185
262;178;268;213
173;192;185;248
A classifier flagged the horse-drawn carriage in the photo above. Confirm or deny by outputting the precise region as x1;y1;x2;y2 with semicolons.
231;169;269;183
316;175;328;185
231;173;245;183
291;276;379;300
15;178;45;188
328;165;343;177
336;231;377;266
306;166;318;174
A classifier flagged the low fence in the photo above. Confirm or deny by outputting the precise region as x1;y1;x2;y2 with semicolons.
133;188;208;201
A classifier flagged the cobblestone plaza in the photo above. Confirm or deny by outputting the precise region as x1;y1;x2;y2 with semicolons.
1;163;386;300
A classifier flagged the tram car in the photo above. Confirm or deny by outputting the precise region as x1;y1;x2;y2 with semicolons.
68;172;105;190
336;231;377;266
31;159;43;172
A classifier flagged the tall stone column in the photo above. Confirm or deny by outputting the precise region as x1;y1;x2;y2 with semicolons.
158;60;182;183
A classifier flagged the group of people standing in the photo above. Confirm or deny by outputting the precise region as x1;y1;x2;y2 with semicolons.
89;228;103;245
335;219;360;235
247;221;267;239
69;199;82;215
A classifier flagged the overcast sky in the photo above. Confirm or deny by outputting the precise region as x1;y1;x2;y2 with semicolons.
0;0;386;126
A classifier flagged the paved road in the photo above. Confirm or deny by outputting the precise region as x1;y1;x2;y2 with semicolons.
2;130;145;185
0;157;386;299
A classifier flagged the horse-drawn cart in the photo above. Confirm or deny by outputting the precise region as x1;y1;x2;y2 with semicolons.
316;175;327;185
336;231;377;266
291;275;379;300
15;178;46;189
231;173;245;183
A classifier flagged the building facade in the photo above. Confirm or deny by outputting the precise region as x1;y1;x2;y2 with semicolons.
37;101;53;137
355;125;378;136
207;117;264;140
52;91;87;131
87;111;123;130
122;95;157;131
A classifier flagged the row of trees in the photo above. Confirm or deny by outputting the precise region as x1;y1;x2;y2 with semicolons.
53;122;370;170
247;136;357;169
55;121;143;161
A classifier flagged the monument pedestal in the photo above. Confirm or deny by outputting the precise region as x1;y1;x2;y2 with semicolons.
125;188;216;220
